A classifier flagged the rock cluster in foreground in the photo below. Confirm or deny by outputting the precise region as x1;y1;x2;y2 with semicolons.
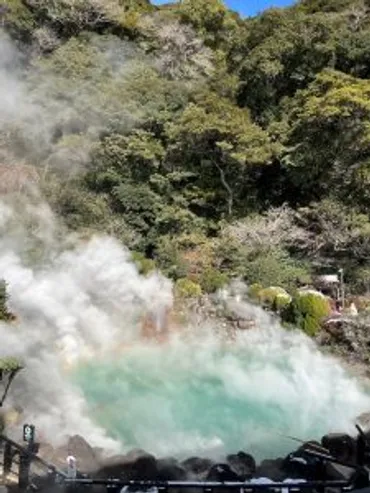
17;431;361;493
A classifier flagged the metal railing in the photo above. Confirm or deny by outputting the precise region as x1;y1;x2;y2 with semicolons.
0;432;67;490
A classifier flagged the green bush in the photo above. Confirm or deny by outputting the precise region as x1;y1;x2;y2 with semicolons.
274;292;292;311
258;286;290;307
282;290;331;337
131;251;156;275
248;283;263;300
154;235;189;280
2;0;37;40
175;278;202;298
241;248;311;292
199;268;228;293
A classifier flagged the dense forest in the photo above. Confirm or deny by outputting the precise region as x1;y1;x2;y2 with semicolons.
1;0;370;316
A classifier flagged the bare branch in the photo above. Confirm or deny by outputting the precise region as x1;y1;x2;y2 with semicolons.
139;15;214;80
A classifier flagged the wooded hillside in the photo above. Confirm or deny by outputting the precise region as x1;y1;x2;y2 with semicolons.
1;0;370;303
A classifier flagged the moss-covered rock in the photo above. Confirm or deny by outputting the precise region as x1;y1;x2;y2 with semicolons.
258;286;291;308
248;283;263;300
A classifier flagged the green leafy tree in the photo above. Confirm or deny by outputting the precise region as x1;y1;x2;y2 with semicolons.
237;9;338;122
278;69;370;205
178;0;233;48
166;91;274;218
297;0;360;14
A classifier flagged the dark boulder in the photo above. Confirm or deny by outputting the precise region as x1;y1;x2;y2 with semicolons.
321;434;356;463
206;463;242;481
226;451;256;479
282;444;326;481
181;457;214;477
157;458;187;480
96;449;158;480
51;435;100;473
325;462;355;481
255;459;285;481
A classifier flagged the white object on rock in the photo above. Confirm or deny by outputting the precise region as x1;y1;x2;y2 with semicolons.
349;302;358;316
67;455;77;479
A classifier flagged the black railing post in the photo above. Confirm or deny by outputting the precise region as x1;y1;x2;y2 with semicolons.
18;424;35;490
18;449;30;490
3;440;12;482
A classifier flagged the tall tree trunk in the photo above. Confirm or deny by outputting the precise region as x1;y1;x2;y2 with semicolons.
215;162;233;216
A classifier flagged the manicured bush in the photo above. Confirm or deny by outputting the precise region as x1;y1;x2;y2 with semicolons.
282;290;331;336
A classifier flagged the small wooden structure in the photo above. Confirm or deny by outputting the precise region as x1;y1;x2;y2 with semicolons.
314;274;340;300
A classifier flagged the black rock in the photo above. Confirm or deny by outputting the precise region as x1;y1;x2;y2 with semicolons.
206;463;242;481
226;451;256;479
182;457;214;476
157;457;187;480
283;447;326;481
321;433;356;463
96;449;158;480
255;458;285;481
50;435;100;473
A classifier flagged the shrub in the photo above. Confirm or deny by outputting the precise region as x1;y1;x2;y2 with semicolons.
199;268;228;293
155;232;216;282
2;0;36;40
258;286;289;306
131;251;156;275
283;290;331;337
175;278;202;298
241;248;311;291
274;292;292;311
248;283;263;300
257;286;292;313
154;235;189;280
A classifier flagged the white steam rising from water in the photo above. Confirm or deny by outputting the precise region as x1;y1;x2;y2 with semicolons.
0;197;172;452
72;320;370;461
0;196;370;461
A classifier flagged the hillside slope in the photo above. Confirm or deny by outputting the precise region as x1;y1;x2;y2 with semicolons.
1;0;370;313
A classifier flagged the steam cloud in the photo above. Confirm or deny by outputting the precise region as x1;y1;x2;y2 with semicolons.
0;27;146;175
0;196;173;451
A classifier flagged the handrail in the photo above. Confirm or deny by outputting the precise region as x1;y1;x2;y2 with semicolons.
1;424;370;493
60;478;353;490
0;433;68;479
